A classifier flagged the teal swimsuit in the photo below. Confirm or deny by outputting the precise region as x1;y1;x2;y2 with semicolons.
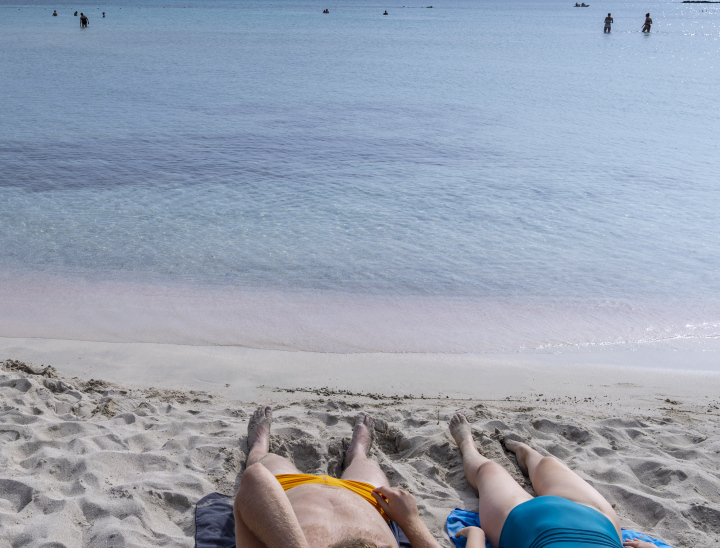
499;496;622;548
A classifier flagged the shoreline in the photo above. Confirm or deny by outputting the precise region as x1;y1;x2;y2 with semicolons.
1;357;718;547
2;336;719;401
3;269;720;355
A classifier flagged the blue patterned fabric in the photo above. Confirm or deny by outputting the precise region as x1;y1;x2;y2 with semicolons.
620;530;674;548
446;506;674;548
445;508;492;548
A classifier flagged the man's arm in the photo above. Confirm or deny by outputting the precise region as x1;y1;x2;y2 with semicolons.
234;463;309;548
371;486;442;548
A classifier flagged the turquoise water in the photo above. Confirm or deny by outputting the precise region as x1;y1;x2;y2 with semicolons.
1;0;719;353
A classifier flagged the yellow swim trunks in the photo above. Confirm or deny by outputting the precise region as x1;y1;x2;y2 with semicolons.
275;474;389;522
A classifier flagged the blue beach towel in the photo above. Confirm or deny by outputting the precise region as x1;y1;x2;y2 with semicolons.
445;508;674;548
195;492;413;548
445;509;492;548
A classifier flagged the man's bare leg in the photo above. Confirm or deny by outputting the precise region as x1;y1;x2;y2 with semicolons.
234;406;309;548
341;412;388;487
246;405;301;475
503;439;622;538
450;413;532;548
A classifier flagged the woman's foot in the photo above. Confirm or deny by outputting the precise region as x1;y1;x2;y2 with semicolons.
345;412;374;467
501;433;530;476
449;413;476;453
248;405;272;456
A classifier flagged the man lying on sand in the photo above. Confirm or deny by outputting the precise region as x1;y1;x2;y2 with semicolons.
449;412;658;548
234;406;442;548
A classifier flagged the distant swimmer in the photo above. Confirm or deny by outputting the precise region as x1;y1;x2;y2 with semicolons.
642;12;652;32
52;9;57;16
604;13;613;32
80;12;88;27
323;8;329;13
74;10;77;15
102;11;106;17
383;10;388;15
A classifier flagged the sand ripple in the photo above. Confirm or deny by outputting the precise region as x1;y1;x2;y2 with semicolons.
1;360;718;547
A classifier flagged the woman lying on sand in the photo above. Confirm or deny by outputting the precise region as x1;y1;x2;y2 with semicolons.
449;412;658;548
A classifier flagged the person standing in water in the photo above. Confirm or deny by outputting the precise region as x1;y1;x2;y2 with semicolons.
80;12;89;27
604;13;613;33
52;9;57;16
642;13;652;32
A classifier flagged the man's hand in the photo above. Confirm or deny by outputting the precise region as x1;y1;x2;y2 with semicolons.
455;526;486;548
371;485;420;529
371;486;441;548
623;540;658;548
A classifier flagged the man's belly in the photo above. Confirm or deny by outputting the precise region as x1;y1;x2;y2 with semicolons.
286;484;399;548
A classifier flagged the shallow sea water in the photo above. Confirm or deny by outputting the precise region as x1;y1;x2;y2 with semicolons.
1;0;719;354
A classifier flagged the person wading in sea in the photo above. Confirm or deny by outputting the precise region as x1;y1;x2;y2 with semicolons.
604;13;613;33
80;12;89;27
642;13;652;33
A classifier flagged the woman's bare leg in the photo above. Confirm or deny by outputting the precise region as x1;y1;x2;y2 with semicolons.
246;405;301;475
450;414;532;548
341;413;388;487
504;439;621;537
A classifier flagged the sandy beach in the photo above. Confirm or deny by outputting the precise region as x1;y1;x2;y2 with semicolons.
3;0;720;546
1;350;719;548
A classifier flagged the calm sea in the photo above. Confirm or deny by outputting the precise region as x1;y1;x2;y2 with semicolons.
1;0;719;354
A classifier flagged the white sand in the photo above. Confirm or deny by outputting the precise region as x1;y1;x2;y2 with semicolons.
1;350;719;548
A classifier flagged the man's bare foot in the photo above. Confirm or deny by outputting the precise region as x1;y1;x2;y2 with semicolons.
449;413;474;451
345;412;374;467
248;405;272;455
501;433;529;476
